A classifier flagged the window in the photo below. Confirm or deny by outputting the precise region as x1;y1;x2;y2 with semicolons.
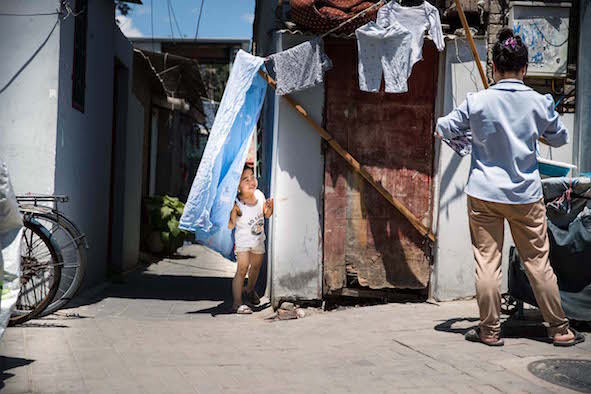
72;0;88;112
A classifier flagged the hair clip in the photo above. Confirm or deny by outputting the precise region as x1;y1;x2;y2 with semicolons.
504;37;517;49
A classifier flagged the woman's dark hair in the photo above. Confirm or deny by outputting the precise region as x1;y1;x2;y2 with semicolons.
492;28;528;74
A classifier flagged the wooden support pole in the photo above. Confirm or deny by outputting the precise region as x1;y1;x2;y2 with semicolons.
455;0;489;89
258;69;436;243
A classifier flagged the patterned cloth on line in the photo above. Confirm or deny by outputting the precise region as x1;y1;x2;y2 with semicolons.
269;37;333;96
443;133;472;157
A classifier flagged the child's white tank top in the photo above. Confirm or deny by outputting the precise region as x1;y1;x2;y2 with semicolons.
235;189;266;248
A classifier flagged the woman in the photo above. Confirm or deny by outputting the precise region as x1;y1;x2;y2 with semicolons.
436;28;585;347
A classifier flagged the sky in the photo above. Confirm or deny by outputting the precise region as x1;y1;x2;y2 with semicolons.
117;0;256;40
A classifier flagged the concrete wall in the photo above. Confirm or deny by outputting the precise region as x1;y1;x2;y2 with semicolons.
431;38;577;301
119;93;144;272
0;0;61;194
112;28;142;273
432;38;489;301
269;34;324;305
55;0;116;287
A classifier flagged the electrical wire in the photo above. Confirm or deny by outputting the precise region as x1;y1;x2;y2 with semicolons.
0;12;60;16
166;0;176;40
150;0;155;51
168;0;183;38
194;0;205;39
529;18;569;48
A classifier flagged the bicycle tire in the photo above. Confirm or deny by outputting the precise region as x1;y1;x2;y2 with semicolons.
21;211;87;316
9;219;62;325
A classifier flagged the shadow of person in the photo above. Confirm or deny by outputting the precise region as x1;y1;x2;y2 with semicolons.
187;301;272;317
0;356;34;390
434;317;479;335
435;314;554;344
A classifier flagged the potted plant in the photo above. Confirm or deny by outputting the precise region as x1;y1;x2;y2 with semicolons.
144;195;188;255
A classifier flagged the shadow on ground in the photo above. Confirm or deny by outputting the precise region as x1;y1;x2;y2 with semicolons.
0;356;34;390
67;272;233;308
188;301;272;317
434;311;570;343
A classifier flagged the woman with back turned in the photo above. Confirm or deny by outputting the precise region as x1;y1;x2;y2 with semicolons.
436;28;585;347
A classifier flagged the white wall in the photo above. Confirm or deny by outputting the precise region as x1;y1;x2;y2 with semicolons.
55;0;116;286
431;38;576;301
269;34;324;305
0;0;61;195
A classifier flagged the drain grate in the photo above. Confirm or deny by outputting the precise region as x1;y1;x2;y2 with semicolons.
528;359;591;393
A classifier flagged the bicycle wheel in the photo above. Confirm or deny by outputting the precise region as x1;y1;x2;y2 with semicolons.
9;219;62;325
22;211;87;316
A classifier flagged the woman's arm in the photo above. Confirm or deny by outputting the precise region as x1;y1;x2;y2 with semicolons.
436;99;471;140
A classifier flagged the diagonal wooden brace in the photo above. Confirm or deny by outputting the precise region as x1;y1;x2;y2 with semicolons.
258;69;436;243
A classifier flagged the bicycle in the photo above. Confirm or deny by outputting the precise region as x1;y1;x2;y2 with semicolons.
9;218;62;325
16;195;88;317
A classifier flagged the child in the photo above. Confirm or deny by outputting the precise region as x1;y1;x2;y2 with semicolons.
228;165;273;314
436;28;584;347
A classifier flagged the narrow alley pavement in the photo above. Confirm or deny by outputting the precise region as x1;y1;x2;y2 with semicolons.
1;245;590;394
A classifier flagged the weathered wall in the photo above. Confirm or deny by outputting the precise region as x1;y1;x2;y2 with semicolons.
323;39;438;292
0;0;61;195
55;0;116;287
269;33;324;305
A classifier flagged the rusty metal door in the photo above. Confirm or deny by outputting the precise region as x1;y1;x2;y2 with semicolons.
323;38;439;293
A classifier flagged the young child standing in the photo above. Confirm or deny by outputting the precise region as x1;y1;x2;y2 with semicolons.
436;29;584;347
228;165;273;314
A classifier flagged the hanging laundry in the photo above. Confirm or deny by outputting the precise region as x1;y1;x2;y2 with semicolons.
355;21;413;93
269;37;333;96
179;50;267;261
376;1;445;76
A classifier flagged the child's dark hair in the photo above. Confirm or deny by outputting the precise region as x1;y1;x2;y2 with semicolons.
492;28;528;74
243;164;253;173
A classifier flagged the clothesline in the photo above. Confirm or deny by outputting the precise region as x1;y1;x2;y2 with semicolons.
320;0;385;38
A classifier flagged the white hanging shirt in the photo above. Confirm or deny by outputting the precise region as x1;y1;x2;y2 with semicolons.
235;189;266;248
376;1;445;74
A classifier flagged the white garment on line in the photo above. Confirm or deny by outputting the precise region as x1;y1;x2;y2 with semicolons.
234;189;266;248
376;1;445;76
355;21;413;93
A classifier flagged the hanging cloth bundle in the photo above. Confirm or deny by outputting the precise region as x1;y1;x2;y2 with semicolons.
179;51;268;260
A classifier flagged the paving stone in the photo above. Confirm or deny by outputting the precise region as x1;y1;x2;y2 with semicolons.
2;245;588;394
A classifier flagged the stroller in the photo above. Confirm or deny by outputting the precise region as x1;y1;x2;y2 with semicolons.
507;177;591;323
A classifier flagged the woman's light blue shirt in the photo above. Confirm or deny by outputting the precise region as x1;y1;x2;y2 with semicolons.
436;79;569;204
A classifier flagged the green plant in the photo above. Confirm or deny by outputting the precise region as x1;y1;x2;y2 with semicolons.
145;195;188;254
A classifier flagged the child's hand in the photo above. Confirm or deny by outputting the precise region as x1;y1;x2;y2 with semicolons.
264;198;273;217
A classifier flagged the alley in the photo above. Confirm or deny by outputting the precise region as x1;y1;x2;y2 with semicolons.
1;245;590;394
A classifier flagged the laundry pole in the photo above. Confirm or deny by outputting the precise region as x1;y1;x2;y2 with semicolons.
258;69;436;243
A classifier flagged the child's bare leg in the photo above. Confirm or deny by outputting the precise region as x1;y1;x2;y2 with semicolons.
232;252;250;309
246;252;263;293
